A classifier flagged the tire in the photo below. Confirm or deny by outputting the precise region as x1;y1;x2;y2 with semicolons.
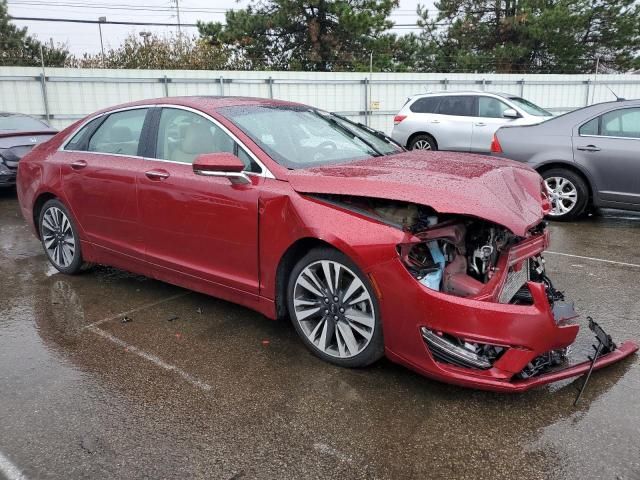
286;247;384;368
408;134;437;151
540;168;589;221
38;199;86;274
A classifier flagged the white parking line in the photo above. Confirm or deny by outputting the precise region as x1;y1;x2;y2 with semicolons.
0;451;28;480
84;292;191;329
88;326;212;392
546;251;640;269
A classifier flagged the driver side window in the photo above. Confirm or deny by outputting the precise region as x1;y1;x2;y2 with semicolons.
478;97;511;118
155;108;261;172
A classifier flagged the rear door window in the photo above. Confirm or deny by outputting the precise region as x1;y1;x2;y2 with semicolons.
88;108;148;156
409;97;441;113
600;108;640;139
437;96;475;117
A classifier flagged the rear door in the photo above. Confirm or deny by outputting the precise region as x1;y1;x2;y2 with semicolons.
137;106;262;294
432;95;475;151
471;96;513;152
60;107;150;258
573;107;640;206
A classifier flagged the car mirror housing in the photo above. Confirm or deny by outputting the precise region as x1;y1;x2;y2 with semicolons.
503;108;519;119
192;152;250;185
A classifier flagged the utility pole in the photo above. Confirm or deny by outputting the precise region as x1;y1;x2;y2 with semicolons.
172;0;182;36
98;16;106;67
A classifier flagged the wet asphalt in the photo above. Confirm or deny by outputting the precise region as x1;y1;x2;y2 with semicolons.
1;186;639;480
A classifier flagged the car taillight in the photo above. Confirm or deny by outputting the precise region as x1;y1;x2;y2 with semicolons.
490;134;503;153
393;115;407;125
540;179;551;214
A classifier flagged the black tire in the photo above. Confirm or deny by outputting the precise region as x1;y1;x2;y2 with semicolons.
408;134;437;151
540;168;589;221
286;247;384;368
38;198;86;274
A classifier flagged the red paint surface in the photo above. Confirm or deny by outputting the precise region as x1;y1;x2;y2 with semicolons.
16;97;637;392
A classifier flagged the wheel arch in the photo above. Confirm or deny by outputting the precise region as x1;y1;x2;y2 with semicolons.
407;131;438;149
32;192;58;239
535;161;596;207
274;237;342;320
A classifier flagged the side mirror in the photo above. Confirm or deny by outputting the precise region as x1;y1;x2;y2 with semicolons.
503;108;519;119
192;152;250;185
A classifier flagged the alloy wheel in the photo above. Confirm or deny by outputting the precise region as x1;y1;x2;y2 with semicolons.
413;139;432;150
42;206;76;268
544;176;578;217
292;260;375;359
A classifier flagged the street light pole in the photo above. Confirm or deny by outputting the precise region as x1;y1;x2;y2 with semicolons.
98;16;106;67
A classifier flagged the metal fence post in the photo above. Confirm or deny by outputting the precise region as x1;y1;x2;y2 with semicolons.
443;78;448;91
267;76;274;98
219;75;224;96
481;78;486;91
584;79;591;106
519;79;525;97
363;78;369;126
162;75;169;96
38;73;50;122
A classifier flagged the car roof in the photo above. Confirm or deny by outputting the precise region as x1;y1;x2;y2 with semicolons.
410;91;518;99
99;96;306;114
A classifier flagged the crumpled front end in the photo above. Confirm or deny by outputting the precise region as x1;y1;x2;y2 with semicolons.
332;196;638;391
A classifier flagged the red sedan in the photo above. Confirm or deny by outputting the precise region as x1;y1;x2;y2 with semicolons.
17;97;637;392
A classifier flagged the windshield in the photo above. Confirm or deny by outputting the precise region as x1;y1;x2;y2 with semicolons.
508;97;552;117
0;114;49;131
218;105;401;169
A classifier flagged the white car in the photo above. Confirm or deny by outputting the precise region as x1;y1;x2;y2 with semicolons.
391;91;553;152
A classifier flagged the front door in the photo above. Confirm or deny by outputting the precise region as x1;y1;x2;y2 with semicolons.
471;96;512;152
137;107;262;294
573;107;640;206
60;107;149;258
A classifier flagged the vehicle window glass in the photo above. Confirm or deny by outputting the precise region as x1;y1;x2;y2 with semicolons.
507;97;552;116
88;109;148;156
478;97;511;118
0;114;49;131
601;108;640;139
437;96;475;117
65;117;102;151
237;146;262;173
579;117;599;136
409;97;441;113
156;108;255;170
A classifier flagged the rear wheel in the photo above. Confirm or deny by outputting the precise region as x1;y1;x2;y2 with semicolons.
287;248;384;368
541;168;589;221
408;134;437;151
39;199;85;274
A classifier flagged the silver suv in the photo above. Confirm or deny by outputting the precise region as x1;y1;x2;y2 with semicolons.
391;91;552;152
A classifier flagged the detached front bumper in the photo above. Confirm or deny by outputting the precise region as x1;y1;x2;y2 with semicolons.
373;257;638;392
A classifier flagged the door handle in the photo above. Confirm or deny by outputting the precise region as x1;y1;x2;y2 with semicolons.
70;160;87;170
431;120;440;124
145;169;170;180
577;145;601;152
474;122;487;127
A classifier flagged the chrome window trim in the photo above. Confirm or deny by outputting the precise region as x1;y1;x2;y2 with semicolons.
59;103;275;179
577;106;640;140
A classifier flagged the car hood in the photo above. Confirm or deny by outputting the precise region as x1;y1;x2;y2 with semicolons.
286;151;545;236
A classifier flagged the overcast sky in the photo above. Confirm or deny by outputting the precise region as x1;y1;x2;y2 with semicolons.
7;0;435;56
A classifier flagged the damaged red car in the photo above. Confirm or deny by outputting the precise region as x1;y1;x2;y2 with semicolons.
17;97;637;392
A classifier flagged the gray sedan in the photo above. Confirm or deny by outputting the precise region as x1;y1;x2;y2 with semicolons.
492;99;640;220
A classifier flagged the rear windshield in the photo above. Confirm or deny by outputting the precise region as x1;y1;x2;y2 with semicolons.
0;115;49;131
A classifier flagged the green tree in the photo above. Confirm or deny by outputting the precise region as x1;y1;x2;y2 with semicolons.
416;0;640;73
0;0;68;66
198;0;402;72
70;33;233;70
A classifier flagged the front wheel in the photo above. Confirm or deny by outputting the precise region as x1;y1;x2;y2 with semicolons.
541;168;589;221
39;199;86;274
287;248;384;368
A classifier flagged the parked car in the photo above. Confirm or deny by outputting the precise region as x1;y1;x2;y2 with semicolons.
17;97;636;392
0;113;57;188
491;99;640;220
391;91;552;152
